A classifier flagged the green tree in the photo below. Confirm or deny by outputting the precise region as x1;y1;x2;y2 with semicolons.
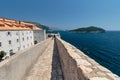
0;51;6;59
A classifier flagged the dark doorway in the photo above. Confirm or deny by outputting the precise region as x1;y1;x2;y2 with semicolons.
34;40;38;44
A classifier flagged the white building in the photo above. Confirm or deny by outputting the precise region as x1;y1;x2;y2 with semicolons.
0;18;46;56
33;30;46;44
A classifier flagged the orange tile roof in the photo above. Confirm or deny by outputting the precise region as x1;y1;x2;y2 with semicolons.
32;25;42;30
0;18;41;30
0;18;4;21
0;21;4;26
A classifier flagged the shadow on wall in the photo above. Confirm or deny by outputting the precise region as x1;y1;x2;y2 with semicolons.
50;39;64;80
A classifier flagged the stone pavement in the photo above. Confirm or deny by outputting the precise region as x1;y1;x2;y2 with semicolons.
24;39;63;80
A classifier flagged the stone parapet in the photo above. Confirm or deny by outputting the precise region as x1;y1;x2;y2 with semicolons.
56;37;120;80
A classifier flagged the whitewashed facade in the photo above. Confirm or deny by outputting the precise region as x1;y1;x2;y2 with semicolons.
0;30;34;56
0;18;46;56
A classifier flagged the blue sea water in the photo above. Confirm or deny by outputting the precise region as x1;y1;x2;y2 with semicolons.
47;31;120;76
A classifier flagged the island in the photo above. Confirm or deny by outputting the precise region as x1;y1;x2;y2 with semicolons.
70;26;105;33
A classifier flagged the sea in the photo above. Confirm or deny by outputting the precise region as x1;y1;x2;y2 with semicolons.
47;31;120;76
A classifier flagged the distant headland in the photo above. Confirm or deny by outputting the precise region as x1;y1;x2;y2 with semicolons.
69;26;106;33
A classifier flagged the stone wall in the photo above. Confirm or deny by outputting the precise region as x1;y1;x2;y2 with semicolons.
0;38;52;80
33;30;46;43
56;37;120;80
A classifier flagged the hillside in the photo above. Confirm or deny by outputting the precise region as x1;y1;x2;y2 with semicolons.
70;26;105;33
24;21;50;30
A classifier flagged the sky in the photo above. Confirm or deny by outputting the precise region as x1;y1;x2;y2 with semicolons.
0;0;120;30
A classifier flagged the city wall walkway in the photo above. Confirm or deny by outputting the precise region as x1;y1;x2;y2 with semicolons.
24;39;63;80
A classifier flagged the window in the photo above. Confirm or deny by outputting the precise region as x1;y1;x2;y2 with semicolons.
0;42;1;47
9;49;13;56
22;38;24;41
17;39;19;42
27;37;29;40
7;32;11;35
9;40;11;44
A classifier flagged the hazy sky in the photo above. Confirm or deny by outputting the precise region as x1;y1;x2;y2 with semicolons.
0;0;120;30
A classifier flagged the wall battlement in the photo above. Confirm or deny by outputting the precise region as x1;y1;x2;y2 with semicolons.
56;37;120;80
